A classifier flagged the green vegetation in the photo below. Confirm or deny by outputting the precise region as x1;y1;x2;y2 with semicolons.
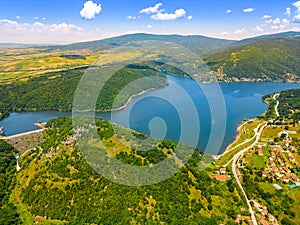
206;38;300;82
11;117;247;224
0;140;21;225
0;64;167;119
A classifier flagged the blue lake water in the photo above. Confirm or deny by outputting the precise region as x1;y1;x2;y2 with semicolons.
1;75;299;154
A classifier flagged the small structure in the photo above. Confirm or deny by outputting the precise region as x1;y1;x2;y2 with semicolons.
15;153;20;159
214;175;227;182
273;184;282;190
220;167;226;174
288;182;300;190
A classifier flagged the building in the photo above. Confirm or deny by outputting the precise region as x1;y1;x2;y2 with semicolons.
220;167;226;174
213;175;228;181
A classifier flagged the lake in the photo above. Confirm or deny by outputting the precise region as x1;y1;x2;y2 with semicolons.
1;74;299;154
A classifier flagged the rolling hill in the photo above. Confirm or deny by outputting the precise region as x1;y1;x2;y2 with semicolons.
205;35;300;82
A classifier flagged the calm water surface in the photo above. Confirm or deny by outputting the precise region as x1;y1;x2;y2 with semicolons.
1;75;299;154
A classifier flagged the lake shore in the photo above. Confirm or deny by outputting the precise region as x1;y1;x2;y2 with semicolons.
103;87;158;112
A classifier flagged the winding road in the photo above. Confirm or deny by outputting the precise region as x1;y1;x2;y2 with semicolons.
231;122;267;225
273;93;280;118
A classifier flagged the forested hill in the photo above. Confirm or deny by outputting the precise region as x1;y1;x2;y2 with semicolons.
12;117;247;224
205;36;300;82
46;31;300;82
48;33;235;56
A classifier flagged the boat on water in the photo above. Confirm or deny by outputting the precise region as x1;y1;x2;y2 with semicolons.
0;127;5;135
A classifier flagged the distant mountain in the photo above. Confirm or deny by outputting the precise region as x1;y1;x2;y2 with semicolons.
230;31;300;47
48;33;236;56
205;34;300;82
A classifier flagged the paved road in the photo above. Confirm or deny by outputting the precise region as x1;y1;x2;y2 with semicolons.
273;93;280;118
222;122;261;167
231;122;267;225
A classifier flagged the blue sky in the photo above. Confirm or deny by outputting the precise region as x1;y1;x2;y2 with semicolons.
0;0;300;44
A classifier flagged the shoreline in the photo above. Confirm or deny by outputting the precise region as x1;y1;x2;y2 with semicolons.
216;120;252;158
100;87;158;112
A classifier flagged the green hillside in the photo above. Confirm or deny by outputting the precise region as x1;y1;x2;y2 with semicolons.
50;33;235;56
205;37;300;82
12;117;247;224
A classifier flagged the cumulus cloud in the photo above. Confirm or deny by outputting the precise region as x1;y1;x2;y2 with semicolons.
295;14;300;21
16;16;21;19
293;1;300;12
226;9;232;14
262;15;272;19
273;18;281;24
147;24;152;29
80;0;102;20
140;3;164;14
187;15;192;20
150;9;186;21
285;7;291;16
293;1;300;21
243;8;255;13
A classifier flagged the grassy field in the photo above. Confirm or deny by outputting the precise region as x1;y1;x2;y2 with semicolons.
0;48;99;83
0;46;157;84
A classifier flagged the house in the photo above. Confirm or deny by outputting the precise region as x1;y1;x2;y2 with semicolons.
278;158;285;167
290;173;300;182
281;176;289;183
260;219;270;225
268;214;277;223
261;208;268;215
290;146;297;153
288;154;295;162
214;175;227;182
235;214;241;224
262;170;268;177
15;153;20;159
283;166;291;173
220;167;226;174
258;148;263;156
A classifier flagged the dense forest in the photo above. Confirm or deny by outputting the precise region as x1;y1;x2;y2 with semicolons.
206;38;300;82
0;64;167;120
0;140;21;225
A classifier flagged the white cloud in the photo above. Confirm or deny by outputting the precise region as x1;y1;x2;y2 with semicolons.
273;18;281;24
187;15;192;20
295;14;300;21
293;1;300;12
126;15;136;20
293;1;300;21
33;16;39;20
243;8;255;13
16;16;21;19
264;19;273;24
80;0;102;20
42;18;46;21
0;19;116;44
140;3;164;14
226;9;232;14
150;8;186;21
147;25;152;29
262;15;272;19
255;25;264;32
233;28;245;34
285;7;291;16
